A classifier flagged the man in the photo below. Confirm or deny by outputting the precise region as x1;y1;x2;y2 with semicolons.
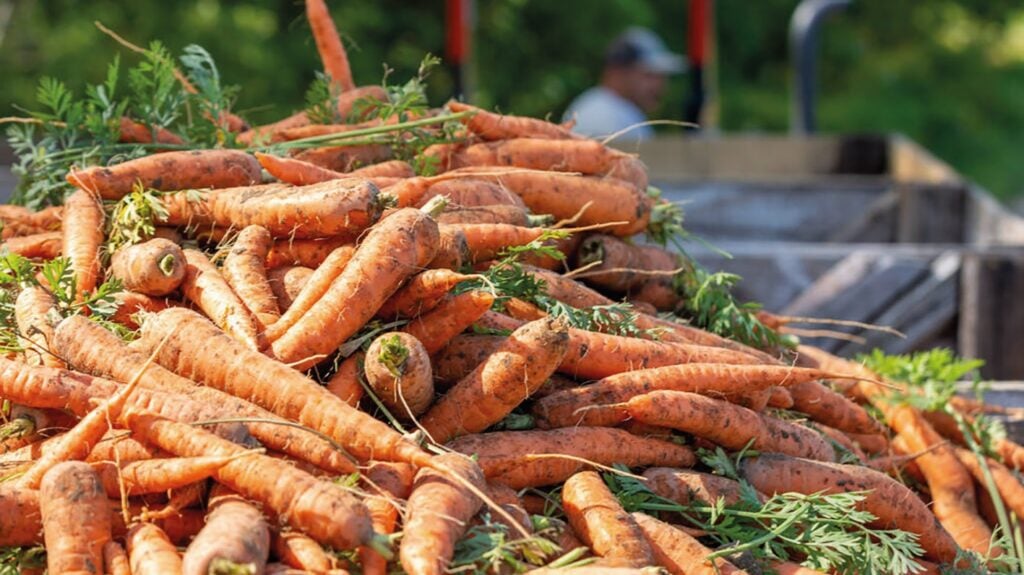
563;27;686;140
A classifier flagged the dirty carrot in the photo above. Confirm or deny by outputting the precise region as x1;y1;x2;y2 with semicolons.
447;101;579;140
358;461;416;575
223;225;280;329
376;269;472;319
62;189;104;302
90;454;240;497
306;0;355;91
0;230;63;259
15;285;64;368
182;484;270;575
364;332;434;419
402;290;495;355
634;512;749;575
562;470;655;566
127;522;184;575
40;461;112;575
110;237;187;297
263;244;356;342
642;467;757;507
267;265;313;311
181;248;261;349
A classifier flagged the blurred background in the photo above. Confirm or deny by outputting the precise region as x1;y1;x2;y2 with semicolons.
1;0;1023;202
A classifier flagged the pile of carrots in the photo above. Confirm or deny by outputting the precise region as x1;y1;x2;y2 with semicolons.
2;2;1022;574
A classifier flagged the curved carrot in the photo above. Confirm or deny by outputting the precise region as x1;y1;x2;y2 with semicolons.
40;461;112;575
446;427;695;489
15;286;64;368
109;291;170;330
223;225;280;329
67;149;262;200
127;522;183;575
267;265;313;311
401;290;495;355
364;332;434;419
0;231;63;259
358;461;416;575
788;380;885;435
256;151;349;185
237;111;310;146
306;0;355;91
117;116;184;145
376;269;472;319
91;455;237;497
263;244;356;342
447;101;579;140
181;248;261;349
562;470;654;566
110;238;187;297
182;485;270;575
62;189;104;302
954;447;1024;521
634;512;748;575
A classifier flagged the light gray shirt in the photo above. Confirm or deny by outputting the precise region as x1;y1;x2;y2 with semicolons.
562;86;654;140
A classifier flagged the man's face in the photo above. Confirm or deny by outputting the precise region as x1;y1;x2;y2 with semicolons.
624;66;667;113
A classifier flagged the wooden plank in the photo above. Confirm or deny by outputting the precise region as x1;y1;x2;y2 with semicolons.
827;189;899;243
959;253;1024;380
896;183;965;244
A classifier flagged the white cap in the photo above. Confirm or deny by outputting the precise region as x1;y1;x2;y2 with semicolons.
605;26;687;74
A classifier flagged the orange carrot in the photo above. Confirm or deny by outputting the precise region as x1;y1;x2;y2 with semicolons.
263;244;356;342
182;485;270;575
575;234;680;294
562;470;655;566
741;453;959;563
237;111;311;146
269;206;441;369
446;427;695;489
364;332;434;419
117;116;184;145
90;455;238;497
110;238;187;297
421;316;569;443
306;0;355;91
256;151;349;185
0;484;42;546
349;159;416;178
376;269;472;319
432;334;505;386
788;380;885;435
400;453;486;575
416;178;526;209
40;461;112;575
109;291;170;329
448;101;579;140
293;144;393;173
62;189;104;302
642;467;756;507
437;204;533;226
624;390;836;461
401;290;495;355
954;447;1024;521
266;236;351;268
223;225;280;329
267;265;313;311
358;461;416;575
634;512;748;575
103;540;132;575
273;530;337;573
181;248;261;349
15;286;64;368
428;224;470;270
445;222;550;263
126;522;184;575
0;231;63;259
325;352;365;407
67;149;262;200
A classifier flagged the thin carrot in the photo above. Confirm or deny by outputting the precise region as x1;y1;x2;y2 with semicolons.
223;225;281;329
40;461;112;575
325;352;365;407
420;316;569;443
0;231;63;259
445;222;551;263
401;290;495;355
117;116;185;146
446;427;695;489
953;447;1024;520
642;467;757;507
349;159;416;178
562;470;655;566
103;540;132;575
15;286;64;368
624;390;836;461
87;433;163;464
273;530;336;573
0;484;42;546
358;461;416;575
180;248;261;349
182;485;270;575
110;238;187;297
364;332;434;419
263;244;356;342
376;269;472;319
237;111;310;146
306;0;356;91
269;205;441;369
633;512;749;575
266;236;351;268
67;149;262;200
267;265;314;311
62;189;104;302
90;455;239;497
126;522;184;575
256;151;349;185
788;380;886;435
447;101;579;140
400;453;486;575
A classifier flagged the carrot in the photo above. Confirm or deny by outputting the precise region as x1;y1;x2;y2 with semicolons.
103;540;132;575
87;433;163;464
325;352;365;407
117;116;184;145
633;512;748;575
123;407;380;551
847;431;889;455
432;334;505;386
953;447;1024;521
437;204;533;226
575;234;680;294
90;455;238;497
62;189;105;302
443;138;628;176
401;290;495;355
237;111;311;146
812;422;867;462
15;286;64;368
624;391;836;462
223;225;280;329
40;461;112;575
446;427;695;489
524;569;655;575
267;236;351;268
54;314;356;474
267;265;313;311
769;562;829;575
788;380;885;435
0;484;42;546
446;222;551;263
642;467;757;507
421;316;569;443
376;269;472;319
67;149;262;200
428;224;470;270
273;530;337;573
110;238;187;297
269;206;441;369
127;522;184;575
136;307;430;466
400;453;486;575
534;363;843;429
109;291;170;329
349;158;416;178
447;101;579;140
741;453;959;563
0;230;63;259
364;332;434;419
358;461;416;575
562;470;654;566
256;151;349;185
293;144;393;173
180;248;261;349
182;485;270;575
263;244;356;342
306;0;355;91
111;508;206;547
416;178;526;209
625;278;679;311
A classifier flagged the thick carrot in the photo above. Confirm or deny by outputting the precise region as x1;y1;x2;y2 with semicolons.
364;332;434;419
534;363;843;428
54;314;356;474
416;178;526;209
446;222;550;263
448;101;579;140
110;238;187;296
642;467;756;507
349;158;416;178
376;269;472;319
446;427;695;489
325;352;365;406
91;455;238;497
634;512;748;575
437;204;532;226
767;385;794;409
137;307;430;466
625;391;836;461
953;447;1024;521
267;265;313;311
294;144;393;172
67;150;262;200
109;291;170;329
444;138;628;176
103;540;132;575
0;484;42;546
15;286;64;368
741;453;959;563
428;224;470;270
421;316;569;443
432;334;505;386
401;290;495;355
273;531;337;573
127;522;184;575
400;453;486;575
180;248;261;349
263;244;356;342
256;151;349;185
575;234;680;293
117;116;184;145
788;380;885;435
358;461;416;575
270;206;441;369
123;408;378;551
237;111;310;146
62;189;104;302
40;461;112;575
562;470;655;566
223;225;280;329
182;485;270;575
306;0;355;91
266;236;351;268
0;230;63;259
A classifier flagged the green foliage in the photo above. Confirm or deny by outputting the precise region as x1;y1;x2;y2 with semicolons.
126;41;185;130
860;348;985;412
304;71;343;125
106;185;170;252
0;546;45;575
674;267;785;351
376;334;409;378
179;43;241;146
449;513;562;574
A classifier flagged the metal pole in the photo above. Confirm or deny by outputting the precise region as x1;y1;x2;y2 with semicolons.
790;0;851;134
